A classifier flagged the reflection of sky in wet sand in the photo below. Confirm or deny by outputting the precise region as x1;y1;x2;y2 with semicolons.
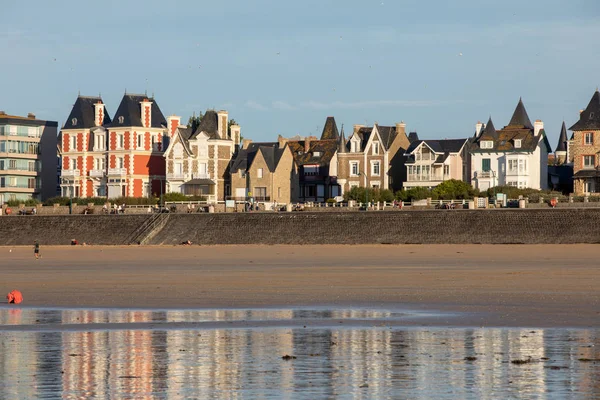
0;308;599;398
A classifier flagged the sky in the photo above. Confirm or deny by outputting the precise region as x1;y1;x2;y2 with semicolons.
1;0;600;147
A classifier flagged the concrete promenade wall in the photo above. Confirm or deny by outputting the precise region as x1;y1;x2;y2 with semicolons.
0;215;151;245
2;209;600;246
150;209;600;245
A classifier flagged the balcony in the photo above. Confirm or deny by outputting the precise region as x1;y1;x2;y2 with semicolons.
62;169;80;178
192;173;210;180
474;171;493;178
506;169;529;177
107;168;127;176
167;172;185;180
89;169;105;178
407;174;444;182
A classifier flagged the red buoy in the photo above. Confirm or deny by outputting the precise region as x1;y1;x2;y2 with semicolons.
6;290;23;304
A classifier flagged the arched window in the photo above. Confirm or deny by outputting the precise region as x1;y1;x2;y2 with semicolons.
71;118;77;126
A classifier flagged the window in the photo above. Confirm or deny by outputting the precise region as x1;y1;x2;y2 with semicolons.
70;158;77;170
508;181;517;187
508;159;518;173
118;134;124;149
95;158;105;170
514;139;521;148
9;160;16;169
371;161;380;176
117;157;124;169
481;141;493;149
118;116;124;124
71;118;77;126
373;142;379;155
313;151;321;157
444;165;450;176
257;168;263;178
304;166;318;176
583;155;595;169
482;158;491;172
137;134;143;149
70;135;76;151
518;159;527;173
28;161;35;172
350;162;359;176
254;187;267;200
239;170;246;178
95;134;105;151
585;132;594;145
585;180;595;193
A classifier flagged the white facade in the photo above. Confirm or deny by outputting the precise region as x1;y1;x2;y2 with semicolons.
471;138;548;190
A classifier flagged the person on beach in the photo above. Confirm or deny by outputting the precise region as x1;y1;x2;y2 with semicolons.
34;240;40;259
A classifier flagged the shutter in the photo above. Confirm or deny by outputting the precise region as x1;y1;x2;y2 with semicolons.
482;159;491;172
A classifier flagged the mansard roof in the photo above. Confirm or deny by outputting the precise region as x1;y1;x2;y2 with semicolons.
107;94;167;128
320;116;339;140
569;90;600;131
64;95;111;129
555;121;568;153
507;98;534;129
190;110;219;139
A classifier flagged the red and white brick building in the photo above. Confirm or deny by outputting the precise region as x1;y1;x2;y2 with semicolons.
60;93;180;198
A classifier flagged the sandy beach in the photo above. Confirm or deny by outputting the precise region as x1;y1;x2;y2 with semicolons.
0;244;598;327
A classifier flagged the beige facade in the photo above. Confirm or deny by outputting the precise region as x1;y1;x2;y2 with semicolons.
570;130;600;194
403;139;469;189
230;141;298;205
164;110;240;201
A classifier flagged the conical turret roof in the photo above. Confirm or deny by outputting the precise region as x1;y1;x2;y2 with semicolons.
508;98;533;129
555;121;568;153
338;125;346;153
569;90;600;131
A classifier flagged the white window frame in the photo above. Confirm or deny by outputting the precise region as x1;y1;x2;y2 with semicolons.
481;141;493;149
372;142;379;155
70;135;76;151
443;164;450;176
585;132;594;145
514;139;521;148
95;134;105;151
257;168;263;178
117;157;124;169
371;160;380;176
583;155;595;169
350;161;359;177
117;134;124;149
137;133;143;149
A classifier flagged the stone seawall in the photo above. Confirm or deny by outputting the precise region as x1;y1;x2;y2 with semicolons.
2;209;600;246
0;215;151;245
150;209;600;245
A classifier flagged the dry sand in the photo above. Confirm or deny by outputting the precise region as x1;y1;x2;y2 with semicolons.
0;244;598;327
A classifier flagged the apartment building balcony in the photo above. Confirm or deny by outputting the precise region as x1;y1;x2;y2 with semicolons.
61;169;80;178
89;169;105;178
167;172;185;180
474;170;494;179
192;173;210;180
107;168;127;176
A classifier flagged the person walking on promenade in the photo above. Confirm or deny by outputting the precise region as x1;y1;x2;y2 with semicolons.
34;240;40;259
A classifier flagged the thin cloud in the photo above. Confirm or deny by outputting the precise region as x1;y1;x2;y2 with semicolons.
272;101;296;110
245;100;268;111
299;99;460;110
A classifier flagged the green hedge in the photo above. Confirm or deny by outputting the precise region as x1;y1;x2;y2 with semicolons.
6;199;40;207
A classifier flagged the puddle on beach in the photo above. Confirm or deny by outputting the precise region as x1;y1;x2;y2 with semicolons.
0;308;599;399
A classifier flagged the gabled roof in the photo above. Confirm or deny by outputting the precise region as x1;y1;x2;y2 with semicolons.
406;138;468;155
107;94;167;128
230;142;286;173
408;132;419;143
569;90;600;131
507;98;533;129
190;110;220;140
555;121;568;153
376;125;399;150
64;96;111;129
320;116;339;140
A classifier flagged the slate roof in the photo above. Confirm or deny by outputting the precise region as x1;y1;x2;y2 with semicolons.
107;94;167;128
287;139;338;166
569;90;600;131
230;142;286;173
405;138;467;154
479;117;497;141
376;125;399;150
508;98;534;129
573;170;600;178
190;110;220;139
408;132;419;143
320;117;339;140
64;96;111;129
338;126;346;153
555;121;568;153
184;178;215;185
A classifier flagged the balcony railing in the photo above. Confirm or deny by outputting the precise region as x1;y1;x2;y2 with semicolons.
192;173;210;180
0;182;39;189
506;170;528;176
89;169;105;178
407;174;444;182
474;171;493;178
107;168;127;176
167;172;185;180
62;169;80;177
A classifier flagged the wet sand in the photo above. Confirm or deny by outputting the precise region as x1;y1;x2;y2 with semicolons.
0;244;598;327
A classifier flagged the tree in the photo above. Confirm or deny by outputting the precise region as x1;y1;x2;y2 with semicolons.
431;179;478;200
188;111;204;132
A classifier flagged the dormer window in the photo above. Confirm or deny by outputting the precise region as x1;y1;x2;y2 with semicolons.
71;118;77;126
480;141;493;149
514;139;522;148
118;116;124;124
313;151;321;157
590;112;595;120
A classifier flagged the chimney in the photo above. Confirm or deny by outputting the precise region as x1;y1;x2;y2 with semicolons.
353;124;365;134
242;138;252;150
94;100;104;127
167;115;181;137
395;121;406;136
475;121;483;136
534;119;543;136
580;110;584;115
277;134;288;148
230;123;241;146
217;110;229;139
140;98;153;128
304;136;311;153
27;113;36;119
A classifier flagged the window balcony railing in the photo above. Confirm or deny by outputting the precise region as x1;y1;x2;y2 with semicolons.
89;169;105;178
474;171;493;178
0;182;39;189
62;169;80;177
107;168;127;176
192;173;210;179
167;172;185;180
506;170;529;176
407;174;444;182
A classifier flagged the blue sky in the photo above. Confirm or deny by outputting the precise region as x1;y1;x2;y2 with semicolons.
1;0;599;147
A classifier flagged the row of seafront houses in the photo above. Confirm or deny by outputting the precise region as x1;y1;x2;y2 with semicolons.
3;89;600;205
